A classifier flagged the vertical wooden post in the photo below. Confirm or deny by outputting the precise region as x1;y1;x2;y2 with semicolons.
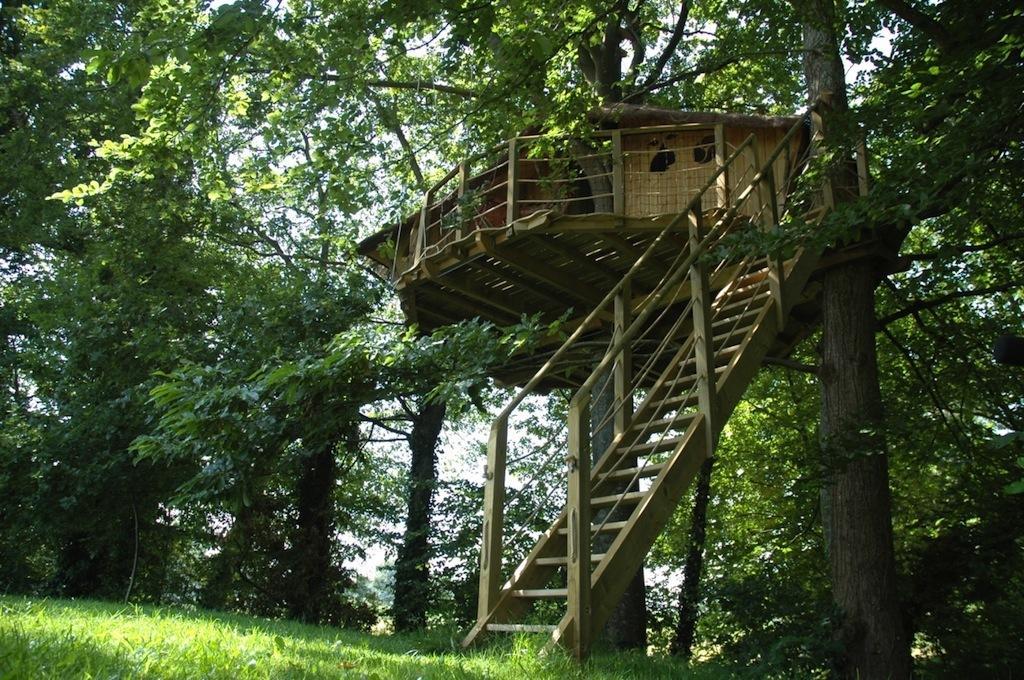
457;160;469;239
810;110;835;209
613;280;632;438
415;190;431;266
506;139;519;226
713;124;728;209
611;130;624;215
751;141;786;326
476;417;508;620
856;138;870;197
566;393;592;659
688;209;718;458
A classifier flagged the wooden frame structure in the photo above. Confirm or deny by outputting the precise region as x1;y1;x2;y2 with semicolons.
359;106;870;659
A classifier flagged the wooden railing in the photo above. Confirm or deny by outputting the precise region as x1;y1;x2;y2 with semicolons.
470;108;865;630
400;123;746;276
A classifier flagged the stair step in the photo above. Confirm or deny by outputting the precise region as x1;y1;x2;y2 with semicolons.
600;463;666;482
511;588;567;599
535;553;607;566
660;357;732;390
591;491;647;507
715;289;771;317
632;412;697;433
711;303;764;330
618;434;686;456
558;521;628;535
487;624;557;633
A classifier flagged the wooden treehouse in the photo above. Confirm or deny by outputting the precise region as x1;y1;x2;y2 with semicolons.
359;105;867;658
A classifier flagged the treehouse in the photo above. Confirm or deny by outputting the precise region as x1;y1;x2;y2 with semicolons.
359;104;867;658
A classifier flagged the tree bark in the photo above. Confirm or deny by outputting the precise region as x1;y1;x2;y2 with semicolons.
799;1;912;676
392;398;446;631
591;369;647;649
671;456;714;657
287;441;339;622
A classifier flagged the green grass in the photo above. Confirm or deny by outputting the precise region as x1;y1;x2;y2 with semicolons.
0;596;724;679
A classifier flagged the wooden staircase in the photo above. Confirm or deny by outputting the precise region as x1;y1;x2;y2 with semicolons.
461;112;847;658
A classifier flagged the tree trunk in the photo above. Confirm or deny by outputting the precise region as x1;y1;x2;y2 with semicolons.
392;398;446;631
591;369;647;649
287;424;347;623
799;1;912;676
671;456;714;657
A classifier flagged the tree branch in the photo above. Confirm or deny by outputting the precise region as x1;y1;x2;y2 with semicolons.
763;356;818;374
899;232;1024;262
874;0;954;51
320;74;477;99
878;280;1024;327
638;0;690;93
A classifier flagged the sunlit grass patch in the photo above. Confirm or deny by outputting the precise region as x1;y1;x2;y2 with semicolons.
0;596;721;679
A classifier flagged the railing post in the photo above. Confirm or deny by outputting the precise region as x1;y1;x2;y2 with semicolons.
688;209;719;458
416;190;431;266
506;139;519;226
457;160;469;239
477;417;508;620
856;138;870;197
714;124;728;210
613;280;632;437
612;130;624;215
566;392;592;659
751;141;786;326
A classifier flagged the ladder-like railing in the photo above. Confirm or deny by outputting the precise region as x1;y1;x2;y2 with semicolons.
464;108;863;658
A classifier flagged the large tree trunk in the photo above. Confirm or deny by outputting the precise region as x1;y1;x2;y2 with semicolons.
392;398;446;631
800;1;912;676
671;456;714;657
592;369;647;649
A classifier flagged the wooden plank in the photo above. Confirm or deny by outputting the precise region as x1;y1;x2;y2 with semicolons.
477;419;508;620
424;266;531;320
750;141;786;327
714;124;728;208
487;624;557;633
688;209;719;458
565;394;592;659
612;130;624;214
415;285;520;326
613;280;633;438
469;260;566;309
532;237;621;287
506;139;519;226
599;233;672;280
480;236;605;307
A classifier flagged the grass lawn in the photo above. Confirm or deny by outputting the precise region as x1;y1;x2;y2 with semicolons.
0;596;723;679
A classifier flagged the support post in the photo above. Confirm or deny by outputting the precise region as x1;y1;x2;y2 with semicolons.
457;160;469;239
856;138;870;197
688;209;718;458
416;190;431;266
713;124;728;209
477;417;507;620
613;281;633;438
566;393;592;659
506;139;519;226
751;141;786;326
612;130;624;215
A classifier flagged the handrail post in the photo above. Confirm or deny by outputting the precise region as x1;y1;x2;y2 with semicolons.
612;130;624;215
714;124;728;209
856;138;870;197
416;190;431;266
751;141;786;326
613;280;632;437
566;392;592;659
506;139;519;226
477;417;508;620
687;208;719;458
457;160;469;239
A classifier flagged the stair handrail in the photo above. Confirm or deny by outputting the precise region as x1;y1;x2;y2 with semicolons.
473;132;758;620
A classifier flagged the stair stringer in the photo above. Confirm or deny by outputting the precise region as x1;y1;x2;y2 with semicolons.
549;244;824;649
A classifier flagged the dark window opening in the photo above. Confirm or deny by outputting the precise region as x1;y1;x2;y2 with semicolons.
649;140;677;173
693;135;716;164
